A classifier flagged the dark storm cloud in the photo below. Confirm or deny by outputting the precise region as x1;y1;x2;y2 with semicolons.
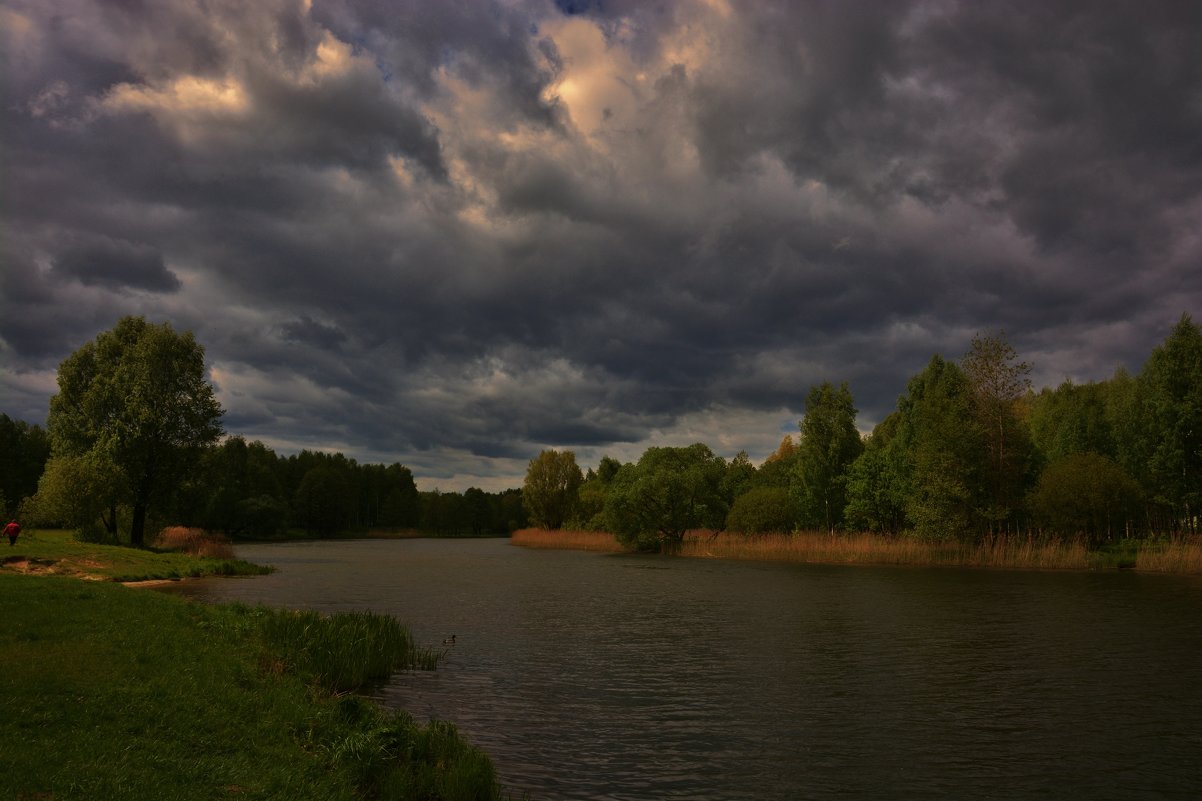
280;316;348;351
2;0;1200;489
52;239;180;293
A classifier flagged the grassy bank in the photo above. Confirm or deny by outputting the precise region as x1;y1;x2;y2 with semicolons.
0;573;509;800
1;528;271;583
512;528;1202;574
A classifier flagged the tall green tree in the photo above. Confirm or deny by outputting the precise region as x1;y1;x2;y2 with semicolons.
961;332;1032;534
521;449;583;530
294;465;353;535
895;356;986;541
493;488;528;533
794;382;863;533
28;452;125;538
1104;367;1149;489
1028;380;1115;465
47;317;224;546
756;435;799;489
722;450;758;504
843;413;907;535
595;456;622;484
603;444;727;552
0;414;50;517
462;487;491;536
1136;314;1202;532
377;463;420;529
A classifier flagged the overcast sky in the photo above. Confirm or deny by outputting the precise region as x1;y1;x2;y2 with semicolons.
2;0;1200;491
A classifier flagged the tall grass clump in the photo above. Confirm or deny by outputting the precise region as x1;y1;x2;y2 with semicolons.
258;608;441;692
1128;537;1202;574
510;528;624;552
153;526;236;559
679;530;1098;571
512;524;1202;575
319;698;508;801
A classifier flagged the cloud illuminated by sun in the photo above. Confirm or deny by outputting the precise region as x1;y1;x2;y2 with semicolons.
308;31;355;80
105;75;249;116
538;16;645;138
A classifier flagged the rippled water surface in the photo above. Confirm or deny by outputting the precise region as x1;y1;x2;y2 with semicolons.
165;538;1202;800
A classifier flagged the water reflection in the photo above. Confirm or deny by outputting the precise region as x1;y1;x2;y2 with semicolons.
164;539;1202;801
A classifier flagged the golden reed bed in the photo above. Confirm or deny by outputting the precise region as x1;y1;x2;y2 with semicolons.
510;528;1202;573
510;528;626;553
153;526;236;559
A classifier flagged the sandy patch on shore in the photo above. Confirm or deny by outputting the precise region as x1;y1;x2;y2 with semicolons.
2;555;105;580
119;578;181;587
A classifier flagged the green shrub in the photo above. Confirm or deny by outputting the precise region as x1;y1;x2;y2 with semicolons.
1028;452;1142;545
258;608;441;692
726;487;798;534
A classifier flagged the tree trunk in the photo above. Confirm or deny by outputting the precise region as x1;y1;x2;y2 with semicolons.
130;500;147;547
102;504;118;535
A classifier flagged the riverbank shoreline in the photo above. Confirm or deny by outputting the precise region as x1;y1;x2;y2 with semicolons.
510;528;1202;574
0;572;512;800
0;529;270;583
0;530;518;800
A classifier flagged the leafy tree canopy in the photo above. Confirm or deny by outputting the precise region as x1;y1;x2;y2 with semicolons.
843;413;907;535
1136;313;1202;529
1028;452;1142;545
522;449;584;530
604;443;727;552
0;414;50;518
961;332;1033;534
794;381;863;532
895;355;985;541
726;486;797;534
46;317;223;546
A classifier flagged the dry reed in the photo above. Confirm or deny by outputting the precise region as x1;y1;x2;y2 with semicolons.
510;528;625;552
513;527;1202;573
153;526;236;559
511;527;1191;572
678;530;1096;570
1128;538;1202;574
677;529;1091;567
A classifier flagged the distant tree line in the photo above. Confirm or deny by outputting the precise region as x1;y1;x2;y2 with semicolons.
6;313;1199;548
173;440;525;539
0;414;49;520
27;432;526;541
523;314;1202;552
7;316;525;542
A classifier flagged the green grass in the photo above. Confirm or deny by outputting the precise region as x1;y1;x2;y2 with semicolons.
0;573;512;800
257;608;443;692
2;528;271;582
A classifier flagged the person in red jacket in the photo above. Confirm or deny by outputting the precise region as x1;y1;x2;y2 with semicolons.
4;520;20;546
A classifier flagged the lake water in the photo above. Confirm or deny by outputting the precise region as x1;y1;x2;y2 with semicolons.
163;538;1202;800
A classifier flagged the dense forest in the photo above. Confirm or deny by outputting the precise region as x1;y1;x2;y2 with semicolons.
524;315;1202;551
3;421;525;541
3;314;1198;548
1;420;526;538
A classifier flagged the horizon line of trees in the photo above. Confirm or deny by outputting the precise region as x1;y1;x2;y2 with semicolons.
522;314;1202;552
2;316;525;543
11;424;528;541
3;313;1198;549
12;427;528;541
